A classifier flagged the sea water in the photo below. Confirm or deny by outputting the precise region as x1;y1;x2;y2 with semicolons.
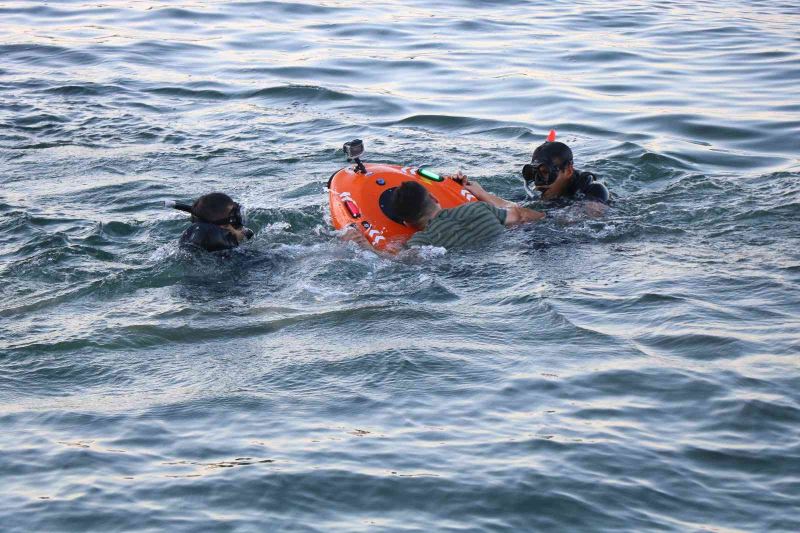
1;1;799;531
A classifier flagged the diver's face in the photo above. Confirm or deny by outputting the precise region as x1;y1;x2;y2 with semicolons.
533;163;554;191
535;159;572;191
222;224;247;243
221;203;254;243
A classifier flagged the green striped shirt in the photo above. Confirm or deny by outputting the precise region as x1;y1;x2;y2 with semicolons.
407;202;507;249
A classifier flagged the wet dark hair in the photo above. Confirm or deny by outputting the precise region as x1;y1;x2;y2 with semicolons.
391;181;434;225
532;141;573;167
192;192;235;223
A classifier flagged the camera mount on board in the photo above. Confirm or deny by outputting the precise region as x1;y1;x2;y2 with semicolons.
343;139;367;174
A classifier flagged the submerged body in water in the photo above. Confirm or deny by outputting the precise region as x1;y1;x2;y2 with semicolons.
170;193;254;252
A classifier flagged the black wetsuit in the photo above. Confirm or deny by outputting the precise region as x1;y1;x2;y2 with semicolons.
563;169;610;203
179;223;239;252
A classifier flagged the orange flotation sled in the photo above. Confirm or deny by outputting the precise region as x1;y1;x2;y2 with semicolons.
328;162;477;252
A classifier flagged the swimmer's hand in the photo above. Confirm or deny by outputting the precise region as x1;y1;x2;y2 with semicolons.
447;171;470;186
341;225;369;245
463;180;487;196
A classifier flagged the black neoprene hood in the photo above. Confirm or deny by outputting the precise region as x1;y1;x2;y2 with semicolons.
532;141;573;165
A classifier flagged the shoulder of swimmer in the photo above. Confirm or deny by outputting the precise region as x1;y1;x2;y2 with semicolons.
571;170;610;203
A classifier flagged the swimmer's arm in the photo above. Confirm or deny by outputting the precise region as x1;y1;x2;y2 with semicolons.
462;180;517;209
504;205;545;226
458;178;545;224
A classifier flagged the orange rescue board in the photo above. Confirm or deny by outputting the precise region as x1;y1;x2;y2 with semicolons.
328;163;477;251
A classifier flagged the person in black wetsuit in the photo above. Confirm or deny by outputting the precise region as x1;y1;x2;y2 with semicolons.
521;139;610;204
171;192;254;252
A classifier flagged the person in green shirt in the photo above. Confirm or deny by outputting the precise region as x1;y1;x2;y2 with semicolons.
391;175;545;249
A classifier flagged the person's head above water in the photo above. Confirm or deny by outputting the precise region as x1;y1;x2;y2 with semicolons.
191;192;240;226
521;131;609;203
524;140;574;191
171;192;254;252
390;181;440;229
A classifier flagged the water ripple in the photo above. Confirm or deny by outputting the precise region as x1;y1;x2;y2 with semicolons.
2;0;799;530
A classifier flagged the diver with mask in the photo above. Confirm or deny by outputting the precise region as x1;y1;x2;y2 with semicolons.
165;192;254;252
521;131;610;205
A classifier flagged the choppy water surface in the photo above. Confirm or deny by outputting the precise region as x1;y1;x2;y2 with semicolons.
2;1;799;530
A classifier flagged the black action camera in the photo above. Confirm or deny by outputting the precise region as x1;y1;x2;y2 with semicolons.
343;139;365;160
343;139;366;173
